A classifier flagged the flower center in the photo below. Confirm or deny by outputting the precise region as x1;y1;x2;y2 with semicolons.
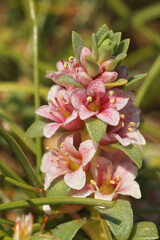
55;98;71;118
87;96;100;112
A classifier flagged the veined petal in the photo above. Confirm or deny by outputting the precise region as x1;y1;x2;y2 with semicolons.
35;105;64;122
79;105;96;120
64;166;86;190
63;133;81;159
43;123;61;138
118;180;141;199
94;191;114;201
77;71;92;87
47;85;62;101
79;140;98;166
87;80;106;96
72;184;95;198
71;88;87;109
63;110;78;126
97;108;120;126
80;47;92;67
97;71;118;83
126;130;146;146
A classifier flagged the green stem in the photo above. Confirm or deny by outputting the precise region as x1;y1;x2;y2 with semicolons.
0;218;14;226
100;218;113;240
29;0;42;175
0;197;113;212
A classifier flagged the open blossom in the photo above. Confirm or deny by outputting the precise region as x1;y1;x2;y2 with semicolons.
72;151;141;200
46;47;121;89
100;96;146;146
71;80;132;126
41;132;98;190
35;85;83;138
13;214;33;240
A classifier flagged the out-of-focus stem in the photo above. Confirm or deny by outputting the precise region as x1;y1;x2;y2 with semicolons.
28;0;42;176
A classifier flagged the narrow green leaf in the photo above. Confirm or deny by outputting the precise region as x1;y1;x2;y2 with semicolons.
85;56;100;77
98;45;113;64
57;75;83;88
97;199;133;240
0;197;113;212
115;39;130;56
47;177;70;198
72;31;85;65
123;73;147;88
95;24;109;46
110;32;122;47
105;53;127;71
0;127;42;188
0;107;36;154
25;120;46;138
85;118;107;144
92;33;98;60
109;143;142;168
100;218;113;240
105;78;128;89
128;221;159;240
52;219;86;240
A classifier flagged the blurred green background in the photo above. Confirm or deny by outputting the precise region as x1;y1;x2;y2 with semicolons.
0;0;160;228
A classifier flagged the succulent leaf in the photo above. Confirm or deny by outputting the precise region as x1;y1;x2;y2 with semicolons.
85;55;100;77
72;31;85;65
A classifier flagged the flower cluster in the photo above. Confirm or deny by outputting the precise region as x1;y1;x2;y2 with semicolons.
36;24;145;213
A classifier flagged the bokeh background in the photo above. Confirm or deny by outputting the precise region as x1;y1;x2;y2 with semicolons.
0;0;160;233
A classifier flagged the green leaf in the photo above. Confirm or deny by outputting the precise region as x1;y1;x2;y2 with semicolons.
57;75;83;88
110;32;122;47
25;120;46;138
123;73;147;88
72;31;85;65
92;33;98;60
95;24;109;46
52;219;86;240
0;107;36;154
98;45;113;64
47;177;70;198
115;39;130;56
85;118;107;144
85;56;100;77
0;197;113;212
128;221;159;240
105;78;128;89
0;127;42;188
105;53;127;71
100;218;113;240
109;143;142;168
97;199;133;240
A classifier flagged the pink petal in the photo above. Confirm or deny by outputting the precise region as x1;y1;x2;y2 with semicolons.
71;88;87;109
94;191;114;201
101;58;114;70
64;166;86;190
77;71;92;87
41;151;55;173
97;108;120;126
111;133;131;146
72;184;95;198
43;123;61;138
47;85;62;101
79;105;96;120
87;80;106;96
96;71;118;83
80;47;92;67
118;180;141;199
63;133;81;159
79;140;98;166
126;130;146;146
63;110;78;126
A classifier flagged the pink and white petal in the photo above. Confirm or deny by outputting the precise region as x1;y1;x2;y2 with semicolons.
63;110;78;126
106;89;130;111
64;166;86;190
94;191;114;201
64;117;83;131
97;108;120;126
41;151;55;173
72;184;95;198
63;133;81;159
79;140;98;166
87;80;106;96
97;72;118;83
101;58;114;70
43;123;61;138
79;105;96;120
111;133;131;146
35;105;56;121
47;85;62;101
80;47;92;67
77;72;92;87
118;180;141;199
42;205;52;215
126;130;146;146
71;88;87;109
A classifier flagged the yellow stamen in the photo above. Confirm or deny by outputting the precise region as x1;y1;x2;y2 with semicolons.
65;152;69;156
109;90;114;96
53;157;59;162
57;68;61;71
130;121;136;126
60;95;64;100
45;146;50;150
110;180;116;184
110;98;115;104
128;127;134;133
65;102;69;105
121;122;125;127
55;98;71;118
92;162;99;167
120;114;125;119
116;176;120;181
60;142;65;148
69;56;74;63
64;62;69;68
87;96;93;102
48;99;52;103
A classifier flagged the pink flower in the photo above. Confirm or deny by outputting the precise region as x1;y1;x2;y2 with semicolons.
71;82;132;126
14;214;33;240
41;132;98;190
35;85;83;138
100;100;146;146
72;151;141;200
